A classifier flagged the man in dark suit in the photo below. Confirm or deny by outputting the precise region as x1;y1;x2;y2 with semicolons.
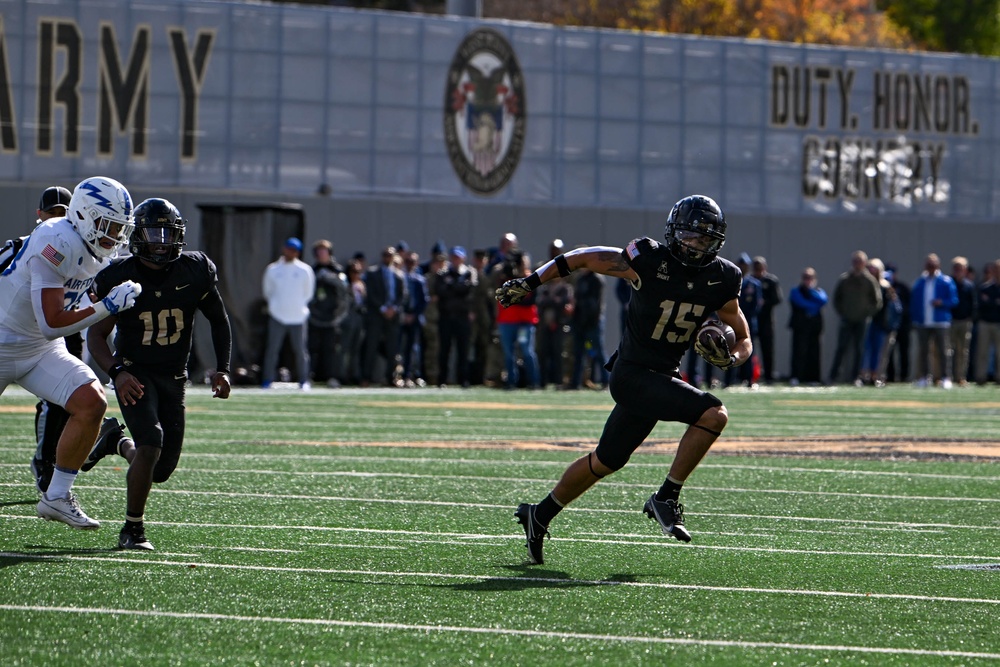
400;250;429;386
362;246;408;386
752;256;783;384
884;263;912;383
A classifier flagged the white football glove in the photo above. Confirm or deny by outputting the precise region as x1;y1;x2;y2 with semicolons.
495;278;533;307
694;333;735;370
102;280;143;315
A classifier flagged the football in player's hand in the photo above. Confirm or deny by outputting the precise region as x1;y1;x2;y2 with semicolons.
697;319;736;350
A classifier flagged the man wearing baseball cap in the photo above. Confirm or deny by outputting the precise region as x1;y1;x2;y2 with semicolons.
261;237;315;389
37;186;72;221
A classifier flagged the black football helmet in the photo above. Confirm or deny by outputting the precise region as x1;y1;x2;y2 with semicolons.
130;198;186;264
664;194;726;268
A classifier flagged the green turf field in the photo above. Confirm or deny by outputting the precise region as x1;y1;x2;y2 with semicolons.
1;383;999;665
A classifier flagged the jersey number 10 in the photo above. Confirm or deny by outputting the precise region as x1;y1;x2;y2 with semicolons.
138;309;184;346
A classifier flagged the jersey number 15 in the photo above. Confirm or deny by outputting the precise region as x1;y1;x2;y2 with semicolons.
651;299;704;343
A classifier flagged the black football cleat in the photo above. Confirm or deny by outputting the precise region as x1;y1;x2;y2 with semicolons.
515;503;549;565
643;495;692;542
81;417;125;472
118;525;154;551
31;457;52;494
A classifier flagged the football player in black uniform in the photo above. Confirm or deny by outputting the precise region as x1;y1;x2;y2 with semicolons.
85;198;233;550
496;195;752;565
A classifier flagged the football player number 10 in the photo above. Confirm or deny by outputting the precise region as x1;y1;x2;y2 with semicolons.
651;299;705;343
137;309;184;346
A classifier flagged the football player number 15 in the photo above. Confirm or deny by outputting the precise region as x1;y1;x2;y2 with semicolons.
651;299;704;343
138;309;184;346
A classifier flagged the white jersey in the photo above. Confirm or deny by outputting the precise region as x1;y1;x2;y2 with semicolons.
0;218;108;347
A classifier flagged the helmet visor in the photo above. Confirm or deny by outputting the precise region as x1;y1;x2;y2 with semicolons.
673;228;722;254
135;225;182;246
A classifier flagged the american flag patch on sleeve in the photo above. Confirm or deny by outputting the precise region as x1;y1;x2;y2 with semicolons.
626;240;640;260
41;244;65;266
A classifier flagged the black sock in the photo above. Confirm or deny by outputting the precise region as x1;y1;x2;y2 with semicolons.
534;493;563;527
655;476;683;502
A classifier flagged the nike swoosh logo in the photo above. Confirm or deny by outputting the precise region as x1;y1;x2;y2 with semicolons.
174;374;187;380
708;280;722;285
175;284;190;291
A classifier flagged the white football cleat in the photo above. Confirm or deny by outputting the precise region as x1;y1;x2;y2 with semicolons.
37;493;100;530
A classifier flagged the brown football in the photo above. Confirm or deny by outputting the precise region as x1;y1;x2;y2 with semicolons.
697;319;736;349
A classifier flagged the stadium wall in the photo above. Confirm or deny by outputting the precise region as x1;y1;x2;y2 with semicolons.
1;0;998;379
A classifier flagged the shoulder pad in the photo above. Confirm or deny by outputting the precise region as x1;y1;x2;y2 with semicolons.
33;223;82;273
624;237;659;261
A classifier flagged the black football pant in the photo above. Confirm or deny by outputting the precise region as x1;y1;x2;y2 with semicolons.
118;368;187;484
594;358;722;471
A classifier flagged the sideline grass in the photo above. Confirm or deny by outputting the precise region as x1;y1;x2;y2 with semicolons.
1;384;999;665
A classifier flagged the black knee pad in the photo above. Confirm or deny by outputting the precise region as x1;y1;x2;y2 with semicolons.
152;466;176;484
152;450;179;484
591;445;629;472
593;402;658;472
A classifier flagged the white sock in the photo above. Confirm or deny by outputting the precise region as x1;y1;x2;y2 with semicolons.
45;467;77;500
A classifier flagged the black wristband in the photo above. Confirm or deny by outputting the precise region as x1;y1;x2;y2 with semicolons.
107;363;127;380
524;272;542;290
554;254;572;277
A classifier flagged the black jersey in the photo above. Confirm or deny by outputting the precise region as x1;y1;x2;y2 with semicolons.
93;251;218;373
617;237;742;374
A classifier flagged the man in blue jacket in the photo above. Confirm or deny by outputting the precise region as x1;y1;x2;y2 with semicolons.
911;253;959;388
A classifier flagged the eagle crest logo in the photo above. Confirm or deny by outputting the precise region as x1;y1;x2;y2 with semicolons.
444;28;526;196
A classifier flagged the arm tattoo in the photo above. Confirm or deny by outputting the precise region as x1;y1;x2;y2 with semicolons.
596;250;630;273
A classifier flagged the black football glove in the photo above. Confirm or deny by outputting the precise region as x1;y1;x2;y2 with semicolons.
495;278;533;307
694;334;735;370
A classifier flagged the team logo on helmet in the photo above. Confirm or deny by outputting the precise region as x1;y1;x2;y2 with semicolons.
444;28;526;196
79;180;132;220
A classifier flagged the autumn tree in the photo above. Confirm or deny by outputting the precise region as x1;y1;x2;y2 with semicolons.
483;0;915;50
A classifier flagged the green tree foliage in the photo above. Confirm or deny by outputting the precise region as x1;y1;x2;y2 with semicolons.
877;0;1000;54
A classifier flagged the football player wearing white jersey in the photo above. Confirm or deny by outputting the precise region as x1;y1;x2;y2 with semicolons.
0;176;141;530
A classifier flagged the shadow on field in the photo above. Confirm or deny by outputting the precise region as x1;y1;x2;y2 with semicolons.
0;499;37;508
445;565;638;591
0;545;119;569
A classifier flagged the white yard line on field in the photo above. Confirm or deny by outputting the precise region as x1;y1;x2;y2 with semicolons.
6;450;995;482
4;466;994;504
2;603;999;659
30;477;1000;505
2;557;1000;608
1;604;999;659
2;516;998;562
3;478;999;509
